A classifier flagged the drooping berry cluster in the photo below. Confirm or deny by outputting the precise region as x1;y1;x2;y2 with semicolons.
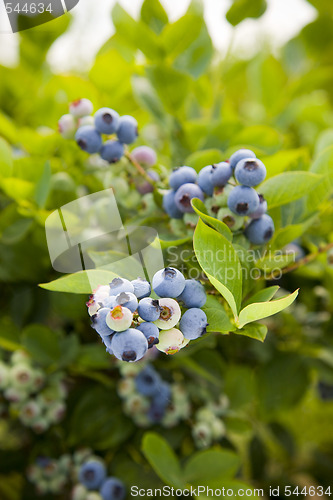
27;455;72;495
75;458;126;500
117;362;191;427
163;149;275;245
192;399;228;449
87;268;208;363
0;350;67;433
58;98;138;164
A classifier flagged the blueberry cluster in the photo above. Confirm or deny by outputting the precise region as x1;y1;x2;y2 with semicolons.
58;98;138;164
27;455;72;495
75;458;126;500
117;362;191;427
0;350;67;433
163;149;275;245
87;268;208;363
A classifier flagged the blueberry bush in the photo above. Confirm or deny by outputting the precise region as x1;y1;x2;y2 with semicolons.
1;0;333;498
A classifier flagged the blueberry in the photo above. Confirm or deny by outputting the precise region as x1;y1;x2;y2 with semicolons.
109;278;134;296
94;107;120;135
111;328;148;362
100;140;124;163
147;402;166;423
227;185;260;216
163;190;183;219
229;149;256;170
154;298;181;330
100;477;126;500
91;307;114;337
217;208;244;231
156;328;189;355
102;295;117;309
153;381;171;409
102;334;113;354
152;267;185;298
245;214;275;245
75;126;102;154
198;165;214;196
138;298;161;322
135;365;161;396
174;183;205;213
58;114;76;139
78;460;106;490
115;292;138;313
131;146;157;167
136;170;160;195
249;194;267;219
137;322;159;348
169;166;197;190
131;278;151;299
116;115;138;144
235;158;266;186
211;162;233;187
106;306;133;332
177;279;206;308
179;308;208;340
70;98;93;118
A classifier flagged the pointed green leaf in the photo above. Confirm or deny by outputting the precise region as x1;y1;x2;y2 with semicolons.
256;252;295;272
161;14;203;58
204;302;235;333
235;322;268;342
307;145;333;210
39;270;118;294
192;198;232;241
237;289;299;328
184;450;240;483
243;286;279;307
0;137;13;178
226;0;267;26
141;0;168;34
185;149;224;172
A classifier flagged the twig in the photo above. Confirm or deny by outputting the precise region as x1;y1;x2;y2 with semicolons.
125;151;155;186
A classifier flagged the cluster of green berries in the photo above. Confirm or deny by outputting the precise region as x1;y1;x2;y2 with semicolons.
87;267;208;363
0;350;67;433
27;454;72;495
163;149;275;245
58;98;138;164
192;397;229;449
117;361;191;427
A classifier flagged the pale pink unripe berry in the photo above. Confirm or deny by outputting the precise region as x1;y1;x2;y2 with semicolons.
106;305;133;332
156;328;189;355
69;98;94;117
131;146;157;167
58;114;77;139
153;298;181;329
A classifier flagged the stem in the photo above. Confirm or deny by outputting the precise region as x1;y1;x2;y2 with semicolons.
125;151;155;186
265;241;333;281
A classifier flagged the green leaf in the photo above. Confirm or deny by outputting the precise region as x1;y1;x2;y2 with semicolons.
161;14;203;58
243;286;279;307
235;322;268;342
262;148;309;179
1;178;34;202
204;304;235;333
141;0;168;34
145;65;190;112
76;345;111;370
237;289;299;328
260;172;323;209
226;0;267;26
35;161;51;208
185;149;224;172
255;252;295;272
307;145;333;210
132;76;167;124
142;433;184;488
194;219;242;317
0;137;13;178
272;216;317;249
22;325;61;366
158;237;192;249
184;450;240;484
192;198;232;241
230;125;281;153
39;270;118;294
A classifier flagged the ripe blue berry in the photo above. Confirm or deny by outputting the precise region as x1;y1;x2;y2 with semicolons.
109;278;134;296
211;162;233;187
92;307;114;337
78;460;106;490
70;98;93;118
115;292;138;313
100;140;124;163
138;298;161;322
148;402;166;423
111;328;148;362
106;306;133;332
245;214;275;245
152;267;185;298
153;381;171;409
227;185;260;216
235;158;266;186
131;146;157;166
75;126;102;154
116;115;138;144
169;166;197;190
163;190;183;219
179;308;208;340
131;278;151;299
100;477;126;500
229;149;256;170
177;279;207;308
154;298;181;330
198;165;214;196
102;295;117;309
249;194;267;219
174;183;204;213
94;107;119;135
137;322;159;348
135;365;161;396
